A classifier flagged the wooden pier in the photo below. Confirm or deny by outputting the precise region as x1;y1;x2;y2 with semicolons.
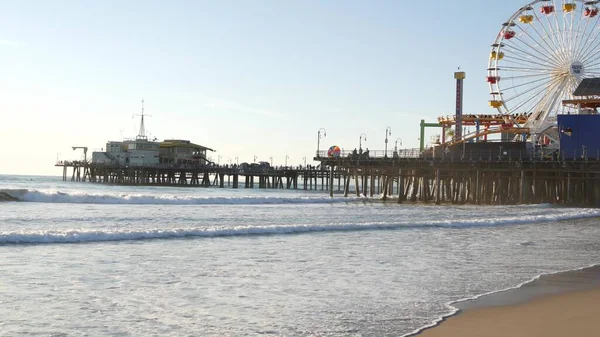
56;161;341;191
57;148;600;206
314;149;600;207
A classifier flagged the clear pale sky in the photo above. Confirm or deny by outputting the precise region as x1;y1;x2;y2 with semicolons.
0;0;528;175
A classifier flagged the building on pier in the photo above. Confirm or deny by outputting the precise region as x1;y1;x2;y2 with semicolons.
559;78;600;160
159;139;214;165
92;138;214;167
92;138;161;166
90;102;213;167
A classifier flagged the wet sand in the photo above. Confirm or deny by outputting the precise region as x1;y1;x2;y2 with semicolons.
417;265;600;337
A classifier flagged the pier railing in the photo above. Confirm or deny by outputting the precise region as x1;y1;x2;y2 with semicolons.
56;160;328;173
316;148;600;162
316;149;422;159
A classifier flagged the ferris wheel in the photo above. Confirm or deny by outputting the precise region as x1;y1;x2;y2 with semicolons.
487;0;600;135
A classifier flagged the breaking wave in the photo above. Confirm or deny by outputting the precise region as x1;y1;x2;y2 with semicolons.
0;188;357;205
1;208;599;245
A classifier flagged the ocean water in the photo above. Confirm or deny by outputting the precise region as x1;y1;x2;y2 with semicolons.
1;174;599;336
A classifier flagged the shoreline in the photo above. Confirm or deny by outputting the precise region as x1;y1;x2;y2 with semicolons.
407;263;600;337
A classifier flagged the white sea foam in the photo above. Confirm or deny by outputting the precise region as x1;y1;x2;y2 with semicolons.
1;208;599;245
0;188;359;205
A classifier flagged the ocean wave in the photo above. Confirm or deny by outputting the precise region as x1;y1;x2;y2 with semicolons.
0;188;358;205
0;189;23;202
2;209;599;245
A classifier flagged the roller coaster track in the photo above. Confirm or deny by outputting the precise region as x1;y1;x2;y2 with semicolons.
445;127;530;147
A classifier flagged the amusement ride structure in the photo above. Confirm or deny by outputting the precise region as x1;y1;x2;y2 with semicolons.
438;0;600;152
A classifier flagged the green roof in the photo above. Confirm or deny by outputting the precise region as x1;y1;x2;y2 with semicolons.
159;139;214;152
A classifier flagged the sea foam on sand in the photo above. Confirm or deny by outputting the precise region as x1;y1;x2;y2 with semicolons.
415;265;600;337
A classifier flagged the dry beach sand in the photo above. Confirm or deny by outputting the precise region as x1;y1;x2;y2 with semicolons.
417;265;600;337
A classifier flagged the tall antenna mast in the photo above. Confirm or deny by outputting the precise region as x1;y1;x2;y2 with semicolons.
133;99;151;140
139;100;146;139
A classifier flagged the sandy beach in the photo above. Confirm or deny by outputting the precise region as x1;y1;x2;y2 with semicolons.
417;266;600;337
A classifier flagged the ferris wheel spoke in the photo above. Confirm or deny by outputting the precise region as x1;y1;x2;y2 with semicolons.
499;75;554;93
503;76;557;105
512;24;554;57
522;79;559;105
581;47;600;66
507;73;550;80
565;11;578;55
502;54;559;70
500;59;554;74
540;4;565;53
548;28;575;64
579;41;600;64
523;80;567;122
531;9;566;61
514;24;566;65
539;80;570;116
577;26;600;63
571;15;593;62
498;66;551;74
567;77;580;93
582;60;600;69
502;41;563;68
507;93;537;113
507;83;554;114
572;24;596;61
553;0;571;49
584;58;600;67
514;20;559;56
583;67;600;74
577;39;600;64
569;7;587;56
551;1;567;48
502;47;562;70
585;68;600;74
583;71;600;80
566;9;583;57
499;64;550;71
531;9;560;50
563;8;574;54
574;20;600;60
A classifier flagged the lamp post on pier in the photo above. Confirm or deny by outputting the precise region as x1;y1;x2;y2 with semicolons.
317;128;327;157
235;156;239;165
253;155;257;163
395;138;402;157
359;133;367;152
303;156;306;167
269;156;273;166
394;138;402;152
285;155;289;167
218;155;222;165
384;126;392;157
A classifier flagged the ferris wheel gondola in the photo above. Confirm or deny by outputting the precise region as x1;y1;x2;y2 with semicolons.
487;0;600;141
